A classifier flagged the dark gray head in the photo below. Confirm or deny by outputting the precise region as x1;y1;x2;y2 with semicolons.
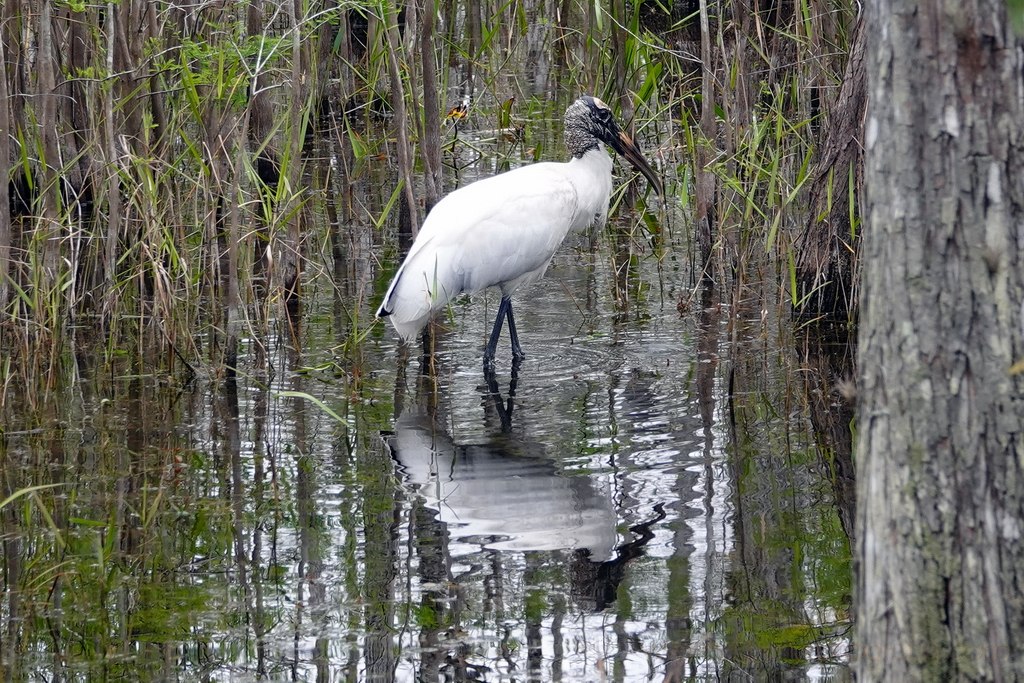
564;96;618;158
563;95;663;195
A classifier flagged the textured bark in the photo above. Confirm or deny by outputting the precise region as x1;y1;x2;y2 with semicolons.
0;29;10;308
3;0;26;138
418;0;442;211
113;0;144;148
280;0;308;305
794;18;866;319
65;5;93;190
384;0;419;236
145;1;169;157
246;0;273;149
857;1;1024;680
465;0;481;94
102;0;122;288
38;0;60;277
693;0;716;270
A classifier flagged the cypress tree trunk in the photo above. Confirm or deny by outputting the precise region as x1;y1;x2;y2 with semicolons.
383;0;419;237
0;31;10;309
38;0;61;280
857;1;1024;680
102;0;122;292
419;0;442;212
693;0;717;271
794;18;865;320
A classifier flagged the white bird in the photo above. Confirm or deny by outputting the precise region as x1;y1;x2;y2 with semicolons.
376;95;663;369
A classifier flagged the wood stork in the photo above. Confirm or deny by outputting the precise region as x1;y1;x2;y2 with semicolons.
376;95;663;370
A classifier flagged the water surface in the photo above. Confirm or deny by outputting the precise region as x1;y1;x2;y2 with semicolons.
0;101;851;682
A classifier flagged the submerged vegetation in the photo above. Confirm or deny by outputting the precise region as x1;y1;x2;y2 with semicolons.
2;0;862;678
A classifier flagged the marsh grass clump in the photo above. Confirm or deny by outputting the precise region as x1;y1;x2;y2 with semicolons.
0;0;860;398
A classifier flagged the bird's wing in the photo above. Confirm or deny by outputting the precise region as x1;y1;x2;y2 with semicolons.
427;164;585;294
377;162;586;334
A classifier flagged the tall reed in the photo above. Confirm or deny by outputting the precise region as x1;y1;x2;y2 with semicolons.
0;0;862;408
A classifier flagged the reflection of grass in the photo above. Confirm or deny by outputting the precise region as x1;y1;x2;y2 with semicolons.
0;483;64;511
724;389;853;666
275;389;346;424
414;602;440;629
0;430;289;675
131;583;214;642
719;607;848;664
756;623;821;653
524;588;547;621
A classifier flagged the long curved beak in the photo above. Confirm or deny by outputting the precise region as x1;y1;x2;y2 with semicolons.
611;131;663;196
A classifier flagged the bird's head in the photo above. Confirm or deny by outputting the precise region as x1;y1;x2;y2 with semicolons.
564;95;664;195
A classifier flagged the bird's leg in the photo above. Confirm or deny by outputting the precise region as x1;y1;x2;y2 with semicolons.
483;361;517;433
419;322;436;374
505;297;525;361
483;297;510;371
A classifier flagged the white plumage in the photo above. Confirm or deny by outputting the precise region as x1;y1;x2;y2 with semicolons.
377;95;662;369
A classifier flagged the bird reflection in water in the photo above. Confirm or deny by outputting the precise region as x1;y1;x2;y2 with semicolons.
388;362;665;611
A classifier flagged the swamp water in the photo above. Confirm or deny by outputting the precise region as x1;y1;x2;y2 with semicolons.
1;104;852;682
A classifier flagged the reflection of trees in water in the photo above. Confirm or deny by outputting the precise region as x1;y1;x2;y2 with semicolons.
725;291;810;677
720;278;852;678
360;436;401;682
664;278;721;681
797;323;856;542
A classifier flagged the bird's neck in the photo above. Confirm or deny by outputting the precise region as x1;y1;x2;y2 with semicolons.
567;145;614;223
568;144;613;176
569;145;614;184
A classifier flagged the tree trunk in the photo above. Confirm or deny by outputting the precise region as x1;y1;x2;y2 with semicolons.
383;0;419;237
246;0;273;148
38;0;61;279
693;0;717;272
465;0;481;95
102;0;123;294
3;0;26;141
145;1;169;158
419;0;442;211
0;29;10;309
794;17;865;320
113;0;144;148
280;0;308;308
65;4;93;191
857;1;1024;680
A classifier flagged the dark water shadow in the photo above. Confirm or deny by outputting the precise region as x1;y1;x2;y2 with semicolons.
797;321;857;542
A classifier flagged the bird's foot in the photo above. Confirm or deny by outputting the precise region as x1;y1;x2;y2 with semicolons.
510;354;523;379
